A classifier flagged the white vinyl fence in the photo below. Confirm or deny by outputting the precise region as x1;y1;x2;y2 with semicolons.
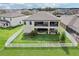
5;26;78;47
6;43;76;47
5;27;23;47
64;30;78;46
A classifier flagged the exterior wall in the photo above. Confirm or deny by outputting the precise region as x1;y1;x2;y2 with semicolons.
24;20;59;34
10;16;28;27
24;21;34;33
5;18;11;21
0;22;10;28
0;16;30;27
0;23;3;27
60;22;66;29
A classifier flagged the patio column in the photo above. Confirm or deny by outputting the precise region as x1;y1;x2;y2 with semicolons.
48;28;50;34
48;21;50;34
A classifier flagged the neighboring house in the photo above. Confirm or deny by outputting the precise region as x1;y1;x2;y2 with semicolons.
0;12;29;27
0;20;10;27
60;14;79;35
23;11;60;34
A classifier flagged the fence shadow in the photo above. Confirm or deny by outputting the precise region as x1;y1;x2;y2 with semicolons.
61;47;69;55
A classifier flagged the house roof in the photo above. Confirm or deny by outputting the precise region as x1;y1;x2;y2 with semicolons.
60;15;75;25
60;15;79;34
24;11;59;21
0;12;25;18
69;18;79;33
0;20;10;23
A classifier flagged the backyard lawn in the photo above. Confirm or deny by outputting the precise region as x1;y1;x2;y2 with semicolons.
13;32;71;44
0;26;22;48
0;26;79;56
13;26;71;44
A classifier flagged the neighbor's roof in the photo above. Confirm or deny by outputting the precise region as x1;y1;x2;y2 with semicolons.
60;15;75;25
60;15;79;33
69;18;79;33
0;20;10;23
24;11;59;21
0;12;25;18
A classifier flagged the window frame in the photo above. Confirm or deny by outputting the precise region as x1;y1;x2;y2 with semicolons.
30;21;32;25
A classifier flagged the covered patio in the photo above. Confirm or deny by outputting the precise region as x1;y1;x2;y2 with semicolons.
34;28;58;34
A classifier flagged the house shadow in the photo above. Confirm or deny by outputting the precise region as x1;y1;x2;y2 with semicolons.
61;47;69;55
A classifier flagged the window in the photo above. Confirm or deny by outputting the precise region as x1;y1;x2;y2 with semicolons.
4;24;5;26
6;23;8;26
50;22;58;26
10;18;12;21
20;21;21;24
30;21;32;25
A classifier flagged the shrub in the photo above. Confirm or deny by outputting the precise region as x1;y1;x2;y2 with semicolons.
28;30;38;38
60;32;66;43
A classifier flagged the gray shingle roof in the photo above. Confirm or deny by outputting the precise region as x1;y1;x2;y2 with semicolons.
70;18;79;33
0;20;10;23
24;11;59;21
60;15;75;25
0;12;25;18
60;15;79;34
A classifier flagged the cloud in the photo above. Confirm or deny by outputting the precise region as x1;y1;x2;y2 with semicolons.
0;3;79;9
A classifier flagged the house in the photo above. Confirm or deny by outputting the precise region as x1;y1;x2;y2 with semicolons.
0;20;10;27
23;11;60;34
0;12;29;27
60;14;79;35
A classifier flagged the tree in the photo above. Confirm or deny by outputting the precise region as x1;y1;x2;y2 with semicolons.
28;30;38;38
21;11;32;15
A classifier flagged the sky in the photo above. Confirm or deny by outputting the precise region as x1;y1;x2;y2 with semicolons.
0;3;79;9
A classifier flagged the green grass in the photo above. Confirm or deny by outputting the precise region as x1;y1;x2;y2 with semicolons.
0;26;22;48
13;26;71;44
13;32;71;44
0;47;79;56
0;26;79;56
13;33;59;43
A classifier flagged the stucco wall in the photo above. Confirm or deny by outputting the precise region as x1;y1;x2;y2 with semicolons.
24;21;34;33
0;23;3;27
0;16;30;27
24;21;59;34
10;16;28;26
